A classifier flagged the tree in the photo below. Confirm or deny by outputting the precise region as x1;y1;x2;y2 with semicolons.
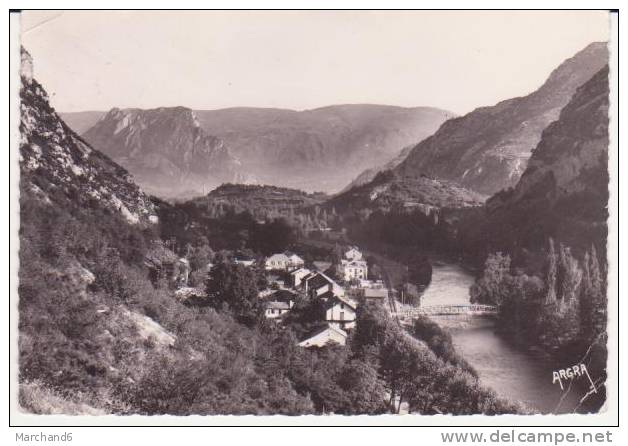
545;238;558;303
250;218;296;255
205;262;263;326
337;359;387;414
469;252;511;305
580;246;606;341
188;244;214;272
557;244;582;306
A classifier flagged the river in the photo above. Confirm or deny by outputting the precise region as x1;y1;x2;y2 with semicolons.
421;262;590;414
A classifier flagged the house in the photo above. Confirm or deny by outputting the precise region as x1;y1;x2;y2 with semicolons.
234;258;256;267
324;295;357;330
289;267;312;288
298;323;348;347
302;271;345;298
270;289;298;303
265;300;293;319
360;279;385;289
265;253;291;270
363;288;389;301
344;246;363;261
337;258;368;282
285;252;305;269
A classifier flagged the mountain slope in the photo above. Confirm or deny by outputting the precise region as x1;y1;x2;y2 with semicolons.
395;42;608;195
341;144;415;192
195;105;454;193
461;65;609;264
82;107;245;198
19;49;157;226
328;169;485;215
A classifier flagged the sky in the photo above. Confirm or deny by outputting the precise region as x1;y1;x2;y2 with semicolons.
20;11;610;115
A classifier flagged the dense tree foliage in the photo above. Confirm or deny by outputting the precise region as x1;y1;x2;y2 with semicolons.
470;239;607;411
352;302;520;414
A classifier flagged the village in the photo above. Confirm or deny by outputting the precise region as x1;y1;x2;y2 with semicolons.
169;244;390;348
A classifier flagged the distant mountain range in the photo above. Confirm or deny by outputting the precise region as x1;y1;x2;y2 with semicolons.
60;41;608;213
63;105;454;198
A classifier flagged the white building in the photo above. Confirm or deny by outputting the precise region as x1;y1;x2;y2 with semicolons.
337;258;368;282
265;300;292;319
324;295;357;330
289;267;312;288
298;324;348;347
265;252;305;271
265;253;290;270
285;252;305;269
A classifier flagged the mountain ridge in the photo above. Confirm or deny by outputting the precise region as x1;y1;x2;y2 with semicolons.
394;42;608;195
64;104;455;197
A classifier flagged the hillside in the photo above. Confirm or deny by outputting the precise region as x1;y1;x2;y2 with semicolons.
393;42;608;195
459;65;610;267
19;50;157;226
190;183;327;219
17;48;315;415
341;144;414;192
81;107;246;198
329;169;485;216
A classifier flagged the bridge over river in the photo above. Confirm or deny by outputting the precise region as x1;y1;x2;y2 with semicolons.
393;304;497;318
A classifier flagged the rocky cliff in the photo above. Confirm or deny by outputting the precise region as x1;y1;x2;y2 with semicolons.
82;107;245;198
462;65;610;264
395;42;608;195
19;48;157;226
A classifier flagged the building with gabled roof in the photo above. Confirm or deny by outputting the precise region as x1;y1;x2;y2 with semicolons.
289;267;312;288
298;323;348;347
302;271;345;298
324;295;357;330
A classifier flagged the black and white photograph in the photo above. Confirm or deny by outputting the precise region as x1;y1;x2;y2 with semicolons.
9;9;619;427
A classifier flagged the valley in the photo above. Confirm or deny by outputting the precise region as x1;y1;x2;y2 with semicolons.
17;38;611;417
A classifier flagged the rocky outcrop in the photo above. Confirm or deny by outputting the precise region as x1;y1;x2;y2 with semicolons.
476;65;609;261
19;48;157;226
395;42;609;195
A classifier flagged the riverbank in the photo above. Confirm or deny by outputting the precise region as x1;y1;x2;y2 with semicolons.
420;262;601;414
299;236;603;413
